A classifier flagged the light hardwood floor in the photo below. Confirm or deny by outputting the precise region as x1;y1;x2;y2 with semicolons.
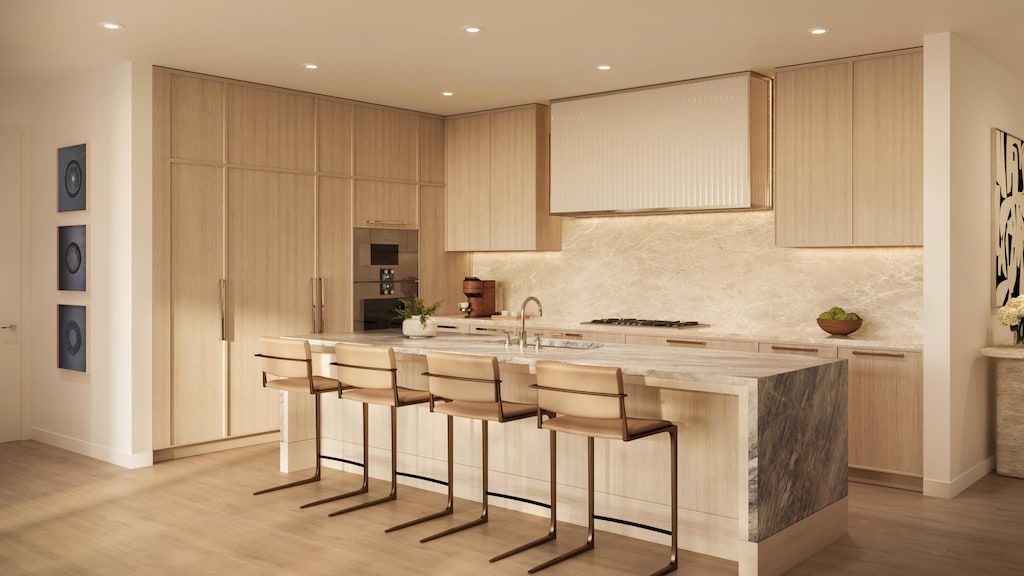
1;440;1021;575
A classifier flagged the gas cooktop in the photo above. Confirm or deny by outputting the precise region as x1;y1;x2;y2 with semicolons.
583;318;702;328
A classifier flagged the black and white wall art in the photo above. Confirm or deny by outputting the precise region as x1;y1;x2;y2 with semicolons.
58;225;86;292
58;304;87;373
58;143;87;212
995;128;1024;307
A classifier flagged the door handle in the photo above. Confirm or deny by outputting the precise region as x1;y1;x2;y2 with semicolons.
0;323;15;330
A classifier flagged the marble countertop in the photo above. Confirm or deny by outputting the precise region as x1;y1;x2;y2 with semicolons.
981;346;1024;359
435;315;923;351
300;330;842;390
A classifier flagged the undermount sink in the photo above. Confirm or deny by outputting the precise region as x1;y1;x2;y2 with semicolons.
487;338;605;350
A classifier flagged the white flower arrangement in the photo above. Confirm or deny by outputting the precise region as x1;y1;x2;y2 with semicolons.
999;296;1024;344
998;296;1024;326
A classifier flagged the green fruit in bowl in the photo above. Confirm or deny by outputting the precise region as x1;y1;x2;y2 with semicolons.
818;306;860;321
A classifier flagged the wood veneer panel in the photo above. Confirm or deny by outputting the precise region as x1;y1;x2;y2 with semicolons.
169;73;224;163
227;169;315;436
353;180;418;228
225;84;314;171
353;105;417;181
490;106;539;250
445;113;490;250
317;98;353;176
852;51;923;246
152;67;172;449
317;176;353;332
418;115;446;185
775;62;853;247
842;348;922;476
170;163;225;445
418;185;470;315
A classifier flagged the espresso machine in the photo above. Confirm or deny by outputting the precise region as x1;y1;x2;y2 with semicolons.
462;277;496;317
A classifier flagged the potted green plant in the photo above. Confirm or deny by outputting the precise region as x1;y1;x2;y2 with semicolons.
395;297;443;338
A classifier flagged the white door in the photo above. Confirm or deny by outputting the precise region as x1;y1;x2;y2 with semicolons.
0;123;24;442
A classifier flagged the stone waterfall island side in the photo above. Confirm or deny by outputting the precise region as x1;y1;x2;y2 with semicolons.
287;331;848;576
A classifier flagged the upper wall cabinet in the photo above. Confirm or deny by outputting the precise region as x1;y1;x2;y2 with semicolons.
317;99;353;176
169;73;224;163
226;84;315;171
775;49;923;247
354;105;418;181
445;104;561;251
550;72;771;215
419;116;446;185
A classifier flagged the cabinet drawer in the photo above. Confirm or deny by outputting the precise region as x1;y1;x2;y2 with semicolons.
624;334;757;352
757;342;838;358
434;322;467;334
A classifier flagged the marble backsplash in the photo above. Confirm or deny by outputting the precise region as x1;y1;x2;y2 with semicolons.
471;211;923;340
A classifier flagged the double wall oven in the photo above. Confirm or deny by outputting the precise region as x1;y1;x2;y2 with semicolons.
353;228;418;331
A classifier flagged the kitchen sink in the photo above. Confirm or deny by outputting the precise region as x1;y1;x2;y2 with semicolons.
487;338;605;350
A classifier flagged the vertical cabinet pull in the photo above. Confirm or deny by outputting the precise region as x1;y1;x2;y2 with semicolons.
318;278;325;333
310;278;318;334
219;279;227;341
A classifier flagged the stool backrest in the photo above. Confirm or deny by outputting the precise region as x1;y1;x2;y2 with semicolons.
425;351;500;403
334;343;396;390
534;361;625;420
258;336;312;379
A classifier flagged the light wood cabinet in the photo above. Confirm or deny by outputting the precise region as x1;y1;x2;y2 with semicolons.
353;105;417;181
840;347;923;487
624;333;758;352
317;176;353;333
775;49;922;247
353;180;418;229
418;116;445;185
445;104;560;251
757;341;838;358
317;99;353;176
418;185;471;316
226;83;315;171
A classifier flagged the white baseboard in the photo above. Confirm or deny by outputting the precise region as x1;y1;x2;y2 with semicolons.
923;455;995;498
32;427;153;469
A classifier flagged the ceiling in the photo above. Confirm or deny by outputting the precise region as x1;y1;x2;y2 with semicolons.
2;0;1022;116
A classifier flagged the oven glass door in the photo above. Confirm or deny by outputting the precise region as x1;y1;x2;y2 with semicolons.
353;280;418;331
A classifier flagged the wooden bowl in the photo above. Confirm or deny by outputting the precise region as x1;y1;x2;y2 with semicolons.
816;318;862;336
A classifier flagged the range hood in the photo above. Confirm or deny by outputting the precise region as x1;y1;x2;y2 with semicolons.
549;72;771;216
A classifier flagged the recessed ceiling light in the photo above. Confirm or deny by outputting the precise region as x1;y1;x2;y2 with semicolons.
441;91;454;97
304;63;319;70
463;26;482;33
99;22;123;30
808;27;829;35
597;65;613;71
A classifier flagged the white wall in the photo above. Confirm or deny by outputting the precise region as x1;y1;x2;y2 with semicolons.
922;32;1024;497
27;61;152;468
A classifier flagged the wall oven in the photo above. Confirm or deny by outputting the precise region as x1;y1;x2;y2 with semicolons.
353;228;418;331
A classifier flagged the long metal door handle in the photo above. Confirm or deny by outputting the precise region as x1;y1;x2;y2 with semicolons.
219;279;226;341
311;278;318;333
318;277;325;333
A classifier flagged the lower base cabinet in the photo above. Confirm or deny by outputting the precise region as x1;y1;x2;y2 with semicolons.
841;347;923;488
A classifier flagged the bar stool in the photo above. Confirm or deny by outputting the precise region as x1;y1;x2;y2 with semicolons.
525;360;678;576
301;342;431;514
253;336;342;495
386;350;538;544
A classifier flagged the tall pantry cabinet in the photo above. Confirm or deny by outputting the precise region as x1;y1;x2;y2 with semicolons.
152;68;455;452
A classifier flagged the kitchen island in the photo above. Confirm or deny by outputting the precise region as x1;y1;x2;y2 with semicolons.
280;330;848;576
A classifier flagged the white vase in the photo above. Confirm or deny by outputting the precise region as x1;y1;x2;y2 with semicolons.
402;316;437;338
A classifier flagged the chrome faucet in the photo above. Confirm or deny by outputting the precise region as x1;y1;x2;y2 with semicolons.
518;296;543;350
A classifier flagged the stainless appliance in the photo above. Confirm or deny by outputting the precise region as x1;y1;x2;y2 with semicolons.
353;228;418;331
584;318;703;328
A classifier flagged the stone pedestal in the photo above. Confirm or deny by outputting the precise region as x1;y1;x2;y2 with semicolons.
981;346;1024;478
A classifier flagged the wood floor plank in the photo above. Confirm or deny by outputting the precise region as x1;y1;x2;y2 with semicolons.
2;440;1023;575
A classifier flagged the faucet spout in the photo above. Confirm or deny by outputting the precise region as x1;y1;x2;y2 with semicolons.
518;296;543;345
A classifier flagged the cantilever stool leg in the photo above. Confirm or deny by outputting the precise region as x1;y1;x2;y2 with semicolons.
489;427;558;562
527;360;679;576
253;336;340;496
299;343;429;515
385;350;539;546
